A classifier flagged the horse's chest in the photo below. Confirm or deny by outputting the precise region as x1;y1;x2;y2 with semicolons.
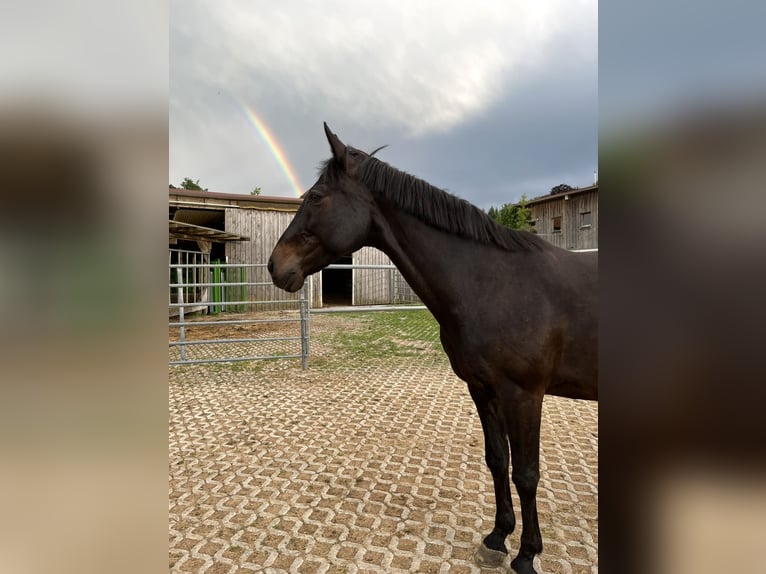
439;327;495;383
439;319;550;388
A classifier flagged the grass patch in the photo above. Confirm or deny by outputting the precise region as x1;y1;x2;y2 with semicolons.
169;309;448;372
314;310;445;365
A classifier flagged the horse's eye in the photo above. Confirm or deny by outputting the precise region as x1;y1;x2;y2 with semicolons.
308;191;322;202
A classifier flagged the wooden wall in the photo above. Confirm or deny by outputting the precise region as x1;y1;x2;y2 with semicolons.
225;208;323;309
352;247;421;305
529;189;598;250
353;247;393;305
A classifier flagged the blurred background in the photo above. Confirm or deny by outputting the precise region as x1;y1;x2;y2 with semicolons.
1;1;764;573
0;1;168;573
600;2;766;573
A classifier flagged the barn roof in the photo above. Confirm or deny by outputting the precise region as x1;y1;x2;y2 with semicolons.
169;188;302;211
525;184;598;207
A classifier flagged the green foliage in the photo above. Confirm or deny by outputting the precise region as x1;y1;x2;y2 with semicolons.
180;177;206;191
550;183;574;195
250;186;262;196
486;194;532;231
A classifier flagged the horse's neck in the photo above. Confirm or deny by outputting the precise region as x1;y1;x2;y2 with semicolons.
369;205;467;319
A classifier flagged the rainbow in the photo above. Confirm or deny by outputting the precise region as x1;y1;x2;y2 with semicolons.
237;102;304;197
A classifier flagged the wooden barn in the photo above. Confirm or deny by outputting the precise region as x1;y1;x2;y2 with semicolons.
526;184;598;250
169;188;311;312
169;188;417;309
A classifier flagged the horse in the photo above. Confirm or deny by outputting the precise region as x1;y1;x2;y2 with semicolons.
269;123;598;574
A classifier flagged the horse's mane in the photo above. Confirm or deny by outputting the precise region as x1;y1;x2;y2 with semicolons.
328;156;546;252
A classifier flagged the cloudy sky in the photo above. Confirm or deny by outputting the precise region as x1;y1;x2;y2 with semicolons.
170;0;597;209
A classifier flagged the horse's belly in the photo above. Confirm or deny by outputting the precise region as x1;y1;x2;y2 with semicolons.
547;377;598;400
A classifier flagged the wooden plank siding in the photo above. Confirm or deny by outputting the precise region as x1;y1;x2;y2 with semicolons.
225;208;323;310
353;247;393;305
528;187;598;250
353;247;422;305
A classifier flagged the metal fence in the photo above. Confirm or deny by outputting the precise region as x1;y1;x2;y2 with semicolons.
169;249;210;316
169;262;310;367
393;268;420;304
168;261;425;368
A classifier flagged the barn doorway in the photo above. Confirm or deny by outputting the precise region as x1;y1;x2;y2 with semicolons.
322;255;352;306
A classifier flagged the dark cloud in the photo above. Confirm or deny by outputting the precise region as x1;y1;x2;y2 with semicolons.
170;1;597;207
380;63;597;208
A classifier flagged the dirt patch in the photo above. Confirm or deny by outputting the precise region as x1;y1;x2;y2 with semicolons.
169;311;301;342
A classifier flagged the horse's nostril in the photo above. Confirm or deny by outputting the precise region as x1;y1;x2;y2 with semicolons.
267;257;274;274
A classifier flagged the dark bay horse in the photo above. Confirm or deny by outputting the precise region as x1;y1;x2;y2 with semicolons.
269;123;598;574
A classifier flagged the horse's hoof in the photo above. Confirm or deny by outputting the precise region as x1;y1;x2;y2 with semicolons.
473;543;508;570
510;555;538;574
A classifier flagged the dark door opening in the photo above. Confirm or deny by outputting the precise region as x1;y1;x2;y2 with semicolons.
322;255;352;306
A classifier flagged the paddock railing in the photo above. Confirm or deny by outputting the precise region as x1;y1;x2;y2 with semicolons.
168;262;425;368
169;262;310;368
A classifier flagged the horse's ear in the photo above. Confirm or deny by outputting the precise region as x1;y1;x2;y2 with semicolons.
324;122;346;166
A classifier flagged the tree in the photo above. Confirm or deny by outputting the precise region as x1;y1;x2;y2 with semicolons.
180;177;207;191
486;194;532;231
250;186;262;196
550;183;573;195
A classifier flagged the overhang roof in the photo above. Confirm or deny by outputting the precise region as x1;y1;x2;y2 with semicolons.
168;220;249;243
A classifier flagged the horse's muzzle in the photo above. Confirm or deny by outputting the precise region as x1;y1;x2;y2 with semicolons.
274;271;303;293
268;254;304;293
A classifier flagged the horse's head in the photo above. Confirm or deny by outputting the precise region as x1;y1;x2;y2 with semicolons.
269;123;376;292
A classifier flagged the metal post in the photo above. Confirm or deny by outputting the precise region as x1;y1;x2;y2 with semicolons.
168;250;172;308
221;269;226;313
299;280;310;369
177;268;187;362
389;267;396;304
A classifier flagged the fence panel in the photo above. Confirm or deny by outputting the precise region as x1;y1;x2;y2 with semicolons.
169;249;211;316
169;262;309;367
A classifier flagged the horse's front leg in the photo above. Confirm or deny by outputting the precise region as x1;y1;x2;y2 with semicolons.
506;388;544;574
469;387;516;569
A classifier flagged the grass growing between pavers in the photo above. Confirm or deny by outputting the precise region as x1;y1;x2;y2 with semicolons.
169;310;449;372
310;310;448;368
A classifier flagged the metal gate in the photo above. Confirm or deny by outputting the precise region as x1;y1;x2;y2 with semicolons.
169;259;310;368
169;260;426;368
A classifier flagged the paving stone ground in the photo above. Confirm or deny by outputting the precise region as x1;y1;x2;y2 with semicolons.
169;312;597;573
